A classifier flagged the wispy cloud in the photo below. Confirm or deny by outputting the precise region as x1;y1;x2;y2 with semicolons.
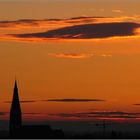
48;53;112;59
0;16;138;30
4;99;106;103
112;9;123;13
23;112;44;116
0;112;45;116
4;100;37;103
48;53;93;59
45;98;105;102
99;54;112;57
49;111;140;120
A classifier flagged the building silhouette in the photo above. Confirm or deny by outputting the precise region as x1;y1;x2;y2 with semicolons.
9;80;64;138
9;80;22;137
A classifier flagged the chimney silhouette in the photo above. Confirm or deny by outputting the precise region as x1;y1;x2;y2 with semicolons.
9;80;22;136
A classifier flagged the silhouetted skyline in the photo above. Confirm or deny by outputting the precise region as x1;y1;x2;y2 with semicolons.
0;81;139;138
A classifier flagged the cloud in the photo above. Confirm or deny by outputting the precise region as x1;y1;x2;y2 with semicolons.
4;100;37;103
23;112;43;115
99;54;112;57
112;9;123;13
0;16;139;31
49;111;140;120
48;53;112;59
20;100;37;103
0;16;140;42
0;16;134;29
0;17;100;30
11;22;140;40
0;19;39;28
48;53;93;59
0;19;68;30
133;104;140;106
45;98;105;102
79;111;140;115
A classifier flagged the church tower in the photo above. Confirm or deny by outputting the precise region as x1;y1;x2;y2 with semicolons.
9;80;22;136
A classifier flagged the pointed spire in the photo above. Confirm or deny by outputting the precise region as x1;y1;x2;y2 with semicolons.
9;80;22;136
14;79;17;88
14;79;18;92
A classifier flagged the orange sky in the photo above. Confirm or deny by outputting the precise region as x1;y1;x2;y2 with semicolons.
1;0;140;122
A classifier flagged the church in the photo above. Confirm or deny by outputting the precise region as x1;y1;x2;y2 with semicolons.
9;80;64;138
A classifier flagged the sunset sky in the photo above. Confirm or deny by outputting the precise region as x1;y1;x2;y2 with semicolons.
1;0;140;128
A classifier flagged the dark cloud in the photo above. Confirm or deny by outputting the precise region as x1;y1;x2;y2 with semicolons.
23;113;43;115
79;111;140;115
0;17;98;28
49;113;83;118
5;99;105;103
0;18;81;28
20;100;37;103
0;112;42;116
0;19;40;28
49;111;140;119
12;22;140;39
87;115;137;119
45;99;105;102
133;104;140;106
4;100;37;103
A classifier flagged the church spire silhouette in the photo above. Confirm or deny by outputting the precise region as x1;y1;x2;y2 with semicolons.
9;80;22;136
